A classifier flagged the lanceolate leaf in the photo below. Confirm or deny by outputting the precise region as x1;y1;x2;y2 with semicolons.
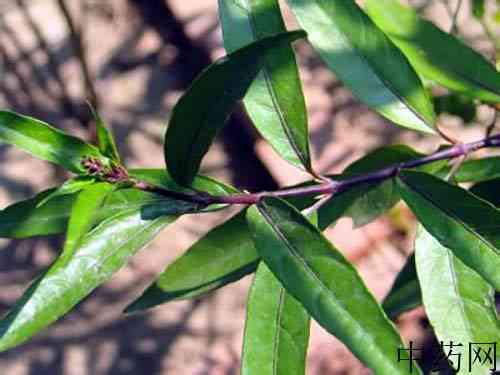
286;0;435;132
61;182;115;261
415;226;500;375
247;197;421;375
90;106;120;162
365;0;500;102
164;31;306;186
398;170;500;289
241;262;310;375
382;253;422;320
469;178;500;207
0;111;111;174
453;157;500;183
219;0;311;171
125;211;259;312
0;209;175;351
36;176;96;208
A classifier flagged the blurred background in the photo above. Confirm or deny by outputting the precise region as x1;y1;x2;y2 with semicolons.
0;0;497;374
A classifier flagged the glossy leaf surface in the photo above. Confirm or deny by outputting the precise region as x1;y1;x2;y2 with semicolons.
398;170;500;289
247;197;420;375
286;0;435;132
126;211;259;312
0;111;110;174
382;253;421;320
90;106;120;162
165;31;306;186
365;0;500;102
242;262;310;375
36;176;96;208
219;0;311;170
415;226;500;374
0;209;175;351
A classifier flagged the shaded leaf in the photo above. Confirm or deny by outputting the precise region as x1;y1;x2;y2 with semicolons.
247;197;421;375
469;178;500;207
219;0;311;171
365;0;500;102
415;226;499;374
472;0;486;19
0;209;175;351
0;110;111;174
453;157;500;183
125;211;259;312
382;252;421;320
165;31;306;186
434;93;476;123
398;170;500;289
286;0;435;132
242;262;310;375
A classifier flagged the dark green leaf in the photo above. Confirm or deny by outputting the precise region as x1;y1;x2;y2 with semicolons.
365;0;500;102
472;0;486;19
382;252;421;320
247;197;421;375
0;110;111;174
415;226;500;374
286;0;435;132
242;262;310;375
125;211;259;312
434;94;477;123
219;0;311;171
398;170;500;289
0;209;175;351
90;106;120;162
165;31;306;186
61;182;115;261
469;178;500;207
36;176;96;208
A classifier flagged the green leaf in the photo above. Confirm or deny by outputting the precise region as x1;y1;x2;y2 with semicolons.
0;209;175;351
61;182;115;261
0;188;76;238
0;110;111;174
398;170;500;289
472;0;486;19
125;211;259;312
285;0;435;133
219;0;312;171
241;262;310;375
365;0;500;102
90;106;120;162
382;253;421;320
247;197;421;375
165;30;306;186
469;178;500;207
434;93;477;123
453;157;500;183
415;226;500;375
36;176;96;208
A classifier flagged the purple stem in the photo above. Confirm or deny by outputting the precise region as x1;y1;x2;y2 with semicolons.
139;134;500;206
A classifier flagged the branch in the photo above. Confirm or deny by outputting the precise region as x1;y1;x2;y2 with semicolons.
131;133;500;207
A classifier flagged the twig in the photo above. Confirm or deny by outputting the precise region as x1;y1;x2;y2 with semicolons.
130;133;500;206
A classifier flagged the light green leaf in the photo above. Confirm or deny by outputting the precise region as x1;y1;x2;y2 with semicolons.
219;0;311;171
415;226;499;374
36;176;96;208
0;209;175;351
286;0;435;132
365;0;500;102
247;197;421;375
164;30;306;186
90;106;120;162
0;110;111;174
382;253;421;320
242;262;310;375
398;170;500;289
61;182;115;261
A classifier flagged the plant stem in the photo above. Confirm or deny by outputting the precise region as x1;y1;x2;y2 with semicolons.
134;133;500;207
